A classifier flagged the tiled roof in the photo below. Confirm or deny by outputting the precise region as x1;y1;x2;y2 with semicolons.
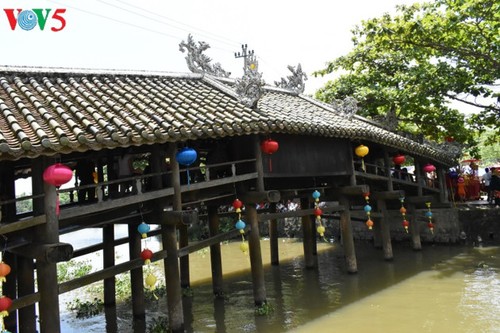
0;66;455;164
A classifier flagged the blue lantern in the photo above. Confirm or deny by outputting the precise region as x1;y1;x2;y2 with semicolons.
312;190;321;199
364;204;372;213
176;147;198;185
235;219;246;230
138;222;150;238
176;147;197;166
425;211;433;218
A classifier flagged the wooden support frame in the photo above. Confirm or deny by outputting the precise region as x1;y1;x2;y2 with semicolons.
208;206;224;298
10;242;73;263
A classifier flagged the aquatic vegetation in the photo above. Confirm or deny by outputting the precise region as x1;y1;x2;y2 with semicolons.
147;316;169;333
67;298;103;318
255;302;274;316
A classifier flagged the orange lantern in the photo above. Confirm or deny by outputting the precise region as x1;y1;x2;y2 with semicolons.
355;145;369;171
0;262;10;282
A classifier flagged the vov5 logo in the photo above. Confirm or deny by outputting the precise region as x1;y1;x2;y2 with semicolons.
4;9;66;32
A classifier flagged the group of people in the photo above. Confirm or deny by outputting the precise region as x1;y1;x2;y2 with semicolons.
481;167;500;206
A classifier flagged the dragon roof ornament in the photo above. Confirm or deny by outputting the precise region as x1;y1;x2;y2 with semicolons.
330;96;358;120
235;51;265;107
274;64;307;94
179;34;231;77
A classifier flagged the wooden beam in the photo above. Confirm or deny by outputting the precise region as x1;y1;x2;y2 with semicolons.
239;190;280;204
326;185;370;198
0;215;46;235
370;190;405;200
161;210;198;226
406;195;438;205
258;205;345;222
10;242;73;263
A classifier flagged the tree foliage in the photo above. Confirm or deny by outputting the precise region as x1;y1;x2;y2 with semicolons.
314;0;499;155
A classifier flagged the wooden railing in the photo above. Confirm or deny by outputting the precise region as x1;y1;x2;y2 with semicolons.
0;159;257;232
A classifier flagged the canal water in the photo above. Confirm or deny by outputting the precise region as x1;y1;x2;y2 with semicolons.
59;235;500;333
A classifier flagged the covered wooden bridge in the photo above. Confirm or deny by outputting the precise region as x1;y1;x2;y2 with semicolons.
0;63;457;332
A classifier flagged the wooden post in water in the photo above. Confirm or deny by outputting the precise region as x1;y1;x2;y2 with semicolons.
339;195;357;273
163;221;184;332
246;204;267;306
269;203;280;265
103;224;116;306
208;206;224;297
162;143;184;332
301;197;316;269
384;150;394;191
128;223;145;318
37;174;61;333
407;202;422;250
376;198;393;261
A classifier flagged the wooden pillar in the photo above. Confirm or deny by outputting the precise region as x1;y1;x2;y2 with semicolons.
415;160;423;196
339;195;357;273
383;150;394;191
162;223;184;332
246;204;267;306
103;224;116;306
128;223;145;318
408;203;422;250
17;256;36;332
163;143;184;332
169;144;190;289
372;217;383;249
300;197;316;269
18;159;44;332
208;206;224;297
254;135;265;192
37;178;61;333
437;167;449;203
376;199;393;261
269;203;279;266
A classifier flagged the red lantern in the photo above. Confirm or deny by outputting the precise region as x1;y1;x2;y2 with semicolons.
423;163;436;173
43;163;73;187
261;139;279;155
314;208;323;216
393;154;406;165
0;296;12;312
0;262;11;279
261;139;279;172
141;249;153;264
402;220;410;232
232;199;243;210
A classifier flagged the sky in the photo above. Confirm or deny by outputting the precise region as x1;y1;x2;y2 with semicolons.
1;0;423;95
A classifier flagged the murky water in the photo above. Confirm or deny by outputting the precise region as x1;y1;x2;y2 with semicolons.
59;239;500;333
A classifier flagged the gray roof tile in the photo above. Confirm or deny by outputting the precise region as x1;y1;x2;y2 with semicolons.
0;67;456;165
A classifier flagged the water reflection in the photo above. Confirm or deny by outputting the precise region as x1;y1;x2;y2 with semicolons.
60;242;500;333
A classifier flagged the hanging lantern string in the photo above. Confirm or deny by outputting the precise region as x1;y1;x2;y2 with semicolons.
363;192;374;230
400;196;409;233
426;202;434;234
312;190;327;241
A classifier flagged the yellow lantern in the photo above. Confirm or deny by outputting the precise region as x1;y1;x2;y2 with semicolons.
355;145;369;171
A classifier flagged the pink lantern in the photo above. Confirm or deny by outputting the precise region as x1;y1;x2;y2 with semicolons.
43;163;73;216
43;163;73;187
423;163;436;173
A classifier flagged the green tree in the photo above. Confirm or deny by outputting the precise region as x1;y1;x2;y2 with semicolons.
314;0;499;156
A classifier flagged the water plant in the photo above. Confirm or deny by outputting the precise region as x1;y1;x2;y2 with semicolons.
67;298;104;318
255;302;274;316
147;316;169;333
